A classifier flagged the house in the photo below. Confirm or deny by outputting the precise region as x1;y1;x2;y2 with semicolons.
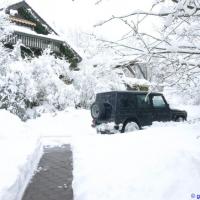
2;1;82;69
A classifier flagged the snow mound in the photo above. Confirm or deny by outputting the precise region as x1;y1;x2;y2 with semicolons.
0;110;26;138
72;123;200;200
0;110;43;200
27;107;96;137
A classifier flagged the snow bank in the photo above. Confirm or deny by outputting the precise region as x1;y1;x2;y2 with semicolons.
72;122;200;200
27;107;96;137
0;104;199;200
0;110;43;200
178;105;200;121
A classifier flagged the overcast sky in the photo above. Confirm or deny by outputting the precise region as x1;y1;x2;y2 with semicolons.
0;0;154;40
23;0;154;40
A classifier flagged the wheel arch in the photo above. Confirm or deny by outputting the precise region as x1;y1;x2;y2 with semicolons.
121;117;141;133
173;114;186;121
175;115;186;121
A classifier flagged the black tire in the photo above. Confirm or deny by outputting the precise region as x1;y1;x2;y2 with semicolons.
121;121;140;133
91;103;105;119
175;116;185;122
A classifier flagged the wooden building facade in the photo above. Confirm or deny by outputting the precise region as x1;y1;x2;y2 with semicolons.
3;1;82;67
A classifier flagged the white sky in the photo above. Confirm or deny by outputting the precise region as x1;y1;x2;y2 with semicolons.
23;0;154;40
0;0;155;40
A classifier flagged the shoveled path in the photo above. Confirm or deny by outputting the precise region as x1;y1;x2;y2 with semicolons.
22;145;73;200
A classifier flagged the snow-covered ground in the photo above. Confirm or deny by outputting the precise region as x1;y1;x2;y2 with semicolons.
0;111;43;200
71;106;200;200
0;108;95;200
72;123;200;200
27;108;96;137
0;105;200;200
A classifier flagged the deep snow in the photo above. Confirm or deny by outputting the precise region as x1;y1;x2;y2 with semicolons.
0;111;43;200
0;105;200;200
72;122;200;200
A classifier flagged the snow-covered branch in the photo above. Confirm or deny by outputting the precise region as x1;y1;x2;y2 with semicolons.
94;0;200;103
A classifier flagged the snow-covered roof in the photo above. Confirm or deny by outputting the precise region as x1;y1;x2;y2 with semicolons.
4;1;58;35
1;0;82;61
10;24;65;42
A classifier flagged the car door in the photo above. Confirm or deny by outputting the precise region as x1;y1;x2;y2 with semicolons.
150;94;171;122
136;94;153;126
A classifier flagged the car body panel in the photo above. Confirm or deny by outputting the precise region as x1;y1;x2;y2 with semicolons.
91;91;187;129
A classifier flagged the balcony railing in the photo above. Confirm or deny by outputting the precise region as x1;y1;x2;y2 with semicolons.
4;31;62;53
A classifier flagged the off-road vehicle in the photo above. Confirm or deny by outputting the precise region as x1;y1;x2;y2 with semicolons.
91;91;187;133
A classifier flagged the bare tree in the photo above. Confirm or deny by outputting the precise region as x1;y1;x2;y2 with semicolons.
95;0;200;89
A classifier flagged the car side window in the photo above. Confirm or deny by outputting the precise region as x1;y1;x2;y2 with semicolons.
136;95;151;108
152;95;166;108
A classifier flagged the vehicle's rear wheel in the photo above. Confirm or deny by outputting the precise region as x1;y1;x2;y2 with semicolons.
121;121;140;133
91;103;105;119
175;116;185;122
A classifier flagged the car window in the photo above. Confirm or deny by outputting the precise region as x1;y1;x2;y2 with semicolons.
136;94;151;108
152;95;166;108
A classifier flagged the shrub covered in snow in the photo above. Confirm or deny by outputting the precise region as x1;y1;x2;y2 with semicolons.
0;44;126;120
0;37;130;119
0;11;12;41
73;63;126;108
0;45;78;120
0;10;127;119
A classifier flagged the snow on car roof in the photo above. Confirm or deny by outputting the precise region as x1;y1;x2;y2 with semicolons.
97;91;162;95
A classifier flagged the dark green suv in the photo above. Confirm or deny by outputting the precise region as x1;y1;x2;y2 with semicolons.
91;91;187;133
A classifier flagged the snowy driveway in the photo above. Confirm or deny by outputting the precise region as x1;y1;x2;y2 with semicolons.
0;106;200;200
72;122;200;200
22;145;73;200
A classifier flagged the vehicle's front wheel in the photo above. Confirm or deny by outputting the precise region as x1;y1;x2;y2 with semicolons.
121;121;140;133
175;116;185;122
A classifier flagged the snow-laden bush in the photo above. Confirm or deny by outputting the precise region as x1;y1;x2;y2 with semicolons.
0;11;80;119
0;12;146;119
0;41;126;119
0;44;79;120
0;11;12;41
73;64;126;108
